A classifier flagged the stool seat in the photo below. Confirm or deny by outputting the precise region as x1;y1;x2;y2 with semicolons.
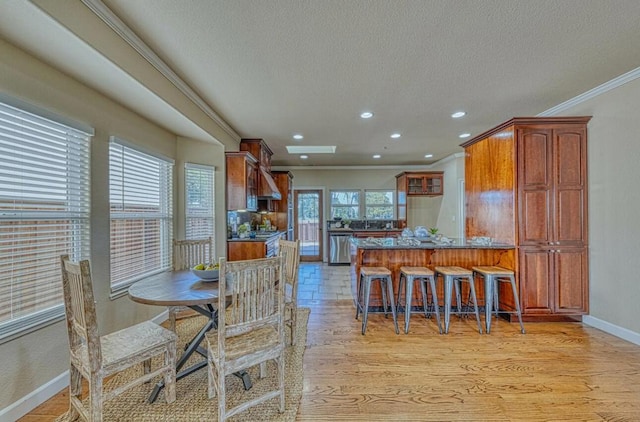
435;266;473;276
360;267;392;276
472;266;525;334
435;266;482;334
396;267;442;334
355;266;399;335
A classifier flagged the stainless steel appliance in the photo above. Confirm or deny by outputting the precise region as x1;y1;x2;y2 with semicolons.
329;233;352;265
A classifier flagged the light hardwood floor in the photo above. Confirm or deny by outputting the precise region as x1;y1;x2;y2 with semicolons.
20;263;640;421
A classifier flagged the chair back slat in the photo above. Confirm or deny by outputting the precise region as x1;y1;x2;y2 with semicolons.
173;237;213;270
60;255;102;371
218;257;283;341
278;239;300;301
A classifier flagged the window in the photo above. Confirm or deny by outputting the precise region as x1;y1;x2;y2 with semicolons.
365;190;395;219
0;97;91;341
330;190;359;220
109;138;173;291
185;163;215;241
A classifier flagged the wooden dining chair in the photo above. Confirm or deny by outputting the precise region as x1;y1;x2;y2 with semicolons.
59;255;177;422
205;257;285;422
169;237;213;332
278;239;301;345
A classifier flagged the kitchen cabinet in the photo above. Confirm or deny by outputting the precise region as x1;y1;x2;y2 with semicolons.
225;151;258;211
395;171;443;229
462;116;590;321
271;171;294;240
240;139;281;199
227;233;284;261
352;230;402;238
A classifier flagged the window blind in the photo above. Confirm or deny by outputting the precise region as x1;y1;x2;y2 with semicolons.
109;139;173;291
0;100;91;341
184;163;215;244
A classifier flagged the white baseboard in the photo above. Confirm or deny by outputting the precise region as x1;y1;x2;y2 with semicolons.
0;310;169;421
0;371;69;422
582;315;640;346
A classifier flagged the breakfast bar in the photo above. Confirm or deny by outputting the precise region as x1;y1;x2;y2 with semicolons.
350;237;518;313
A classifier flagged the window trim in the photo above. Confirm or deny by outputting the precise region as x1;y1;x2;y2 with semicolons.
364;189;396;220
329;189;361;220
184;163;215;246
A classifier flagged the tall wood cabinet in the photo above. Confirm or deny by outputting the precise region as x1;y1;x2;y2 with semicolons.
462;117;591;321
272;171;294;240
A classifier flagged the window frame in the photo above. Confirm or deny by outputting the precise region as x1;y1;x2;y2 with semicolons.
184;163;215;244
364;189;396;220
108;137;173;295
329;190;360;220
0;95;92;342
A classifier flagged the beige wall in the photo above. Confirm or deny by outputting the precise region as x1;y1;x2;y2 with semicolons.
0;38;224;408
557;77;640;334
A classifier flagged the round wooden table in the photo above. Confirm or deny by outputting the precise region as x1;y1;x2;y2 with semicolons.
128;270;251;402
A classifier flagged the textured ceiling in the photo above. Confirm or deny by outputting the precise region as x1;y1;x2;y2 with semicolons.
3;0;640;167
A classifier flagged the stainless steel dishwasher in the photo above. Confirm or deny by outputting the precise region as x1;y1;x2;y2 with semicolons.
329;232;352;265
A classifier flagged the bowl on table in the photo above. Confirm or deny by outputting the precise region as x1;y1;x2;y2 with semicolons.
191;266;220;281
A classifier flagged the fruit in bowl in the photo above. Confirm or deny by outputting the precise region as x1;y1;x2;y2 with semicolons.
191;263;220;281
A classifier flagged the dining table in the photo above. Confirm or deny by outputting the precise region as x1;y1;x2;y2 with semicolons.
128;269;252;403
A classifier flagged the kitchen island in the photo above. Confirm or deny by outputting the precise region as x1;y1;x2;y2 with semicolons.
350;237;518;314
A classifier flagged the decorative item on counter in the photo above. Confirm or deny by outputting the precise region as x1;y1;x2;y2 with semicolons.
343;219;351;228
237;223;249;238
401;227;414;237
428;227;439;236
470;236;492;245
414;226;428;237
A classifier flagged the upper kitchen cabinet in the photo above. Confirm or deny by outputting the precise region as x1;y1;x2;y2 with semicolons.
240;139;282;200
462;116;591;320
397;171;444;196
226;151;258;211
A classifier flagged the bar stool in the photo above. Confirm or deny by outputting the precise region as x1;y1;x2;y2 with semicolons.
472;266;525;334
434;266;483;334
396;266;442;334
355;266;399;335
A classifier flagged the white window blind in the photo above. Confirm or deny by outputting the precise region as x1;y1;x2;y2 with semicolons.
185;163;215;242
109;139;173;291
0;100;91;341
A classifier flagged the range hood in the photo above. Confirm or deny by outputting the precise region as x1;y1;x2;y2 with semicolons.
258;166;282;200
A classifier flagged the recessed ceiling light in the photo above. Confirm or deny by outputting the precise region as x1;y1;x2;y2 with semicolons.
373;154;381;159
451;111;466;118
360;111;374;119
390;133;401;139
459;133;471;138
300;155;308;159
293;134;304;140
424;154;433;158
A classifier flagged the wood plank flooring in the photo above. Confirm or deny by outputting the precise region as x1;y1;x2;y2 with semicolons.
20;263;640;421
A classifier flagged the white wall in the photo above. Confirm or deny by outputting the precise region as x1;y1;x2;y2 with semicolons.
558;77;640;335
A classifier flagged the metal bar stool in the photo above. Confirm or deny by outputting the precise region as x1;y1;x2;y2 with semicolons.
355;266;399;335
472;266;525;334
396;266;442;334
434;266;483;334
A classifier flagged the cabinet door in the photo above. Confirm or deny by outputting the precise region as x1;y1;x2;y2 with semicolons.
407;176;424;195
519;247;553;314
246;160;258;211
425;174;443;195
518;128;552;245
553;247;588;314
553;127;587;247
396;174;407;227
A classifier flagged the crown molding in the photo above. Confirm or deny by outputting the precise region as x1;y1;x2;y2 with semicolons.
80;0;239;141
538;66;640;116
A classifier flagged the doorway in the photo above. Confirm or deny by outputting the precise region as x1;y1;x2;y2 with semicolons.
294;189;323;262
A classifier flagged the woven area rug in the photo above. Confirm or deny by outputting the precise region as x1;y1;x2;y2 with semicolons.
56;307;310;421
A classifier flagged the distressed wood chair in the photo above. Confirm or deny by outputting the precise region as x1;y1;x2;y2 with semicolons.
59;255;177;422
278;239;301;345
205;257;285;422
169;237;213;332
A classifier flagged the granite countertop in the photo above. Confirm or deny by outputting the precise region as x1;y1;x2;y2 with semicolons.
351;237;515;250
227;231;284;242
327;228;402;233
